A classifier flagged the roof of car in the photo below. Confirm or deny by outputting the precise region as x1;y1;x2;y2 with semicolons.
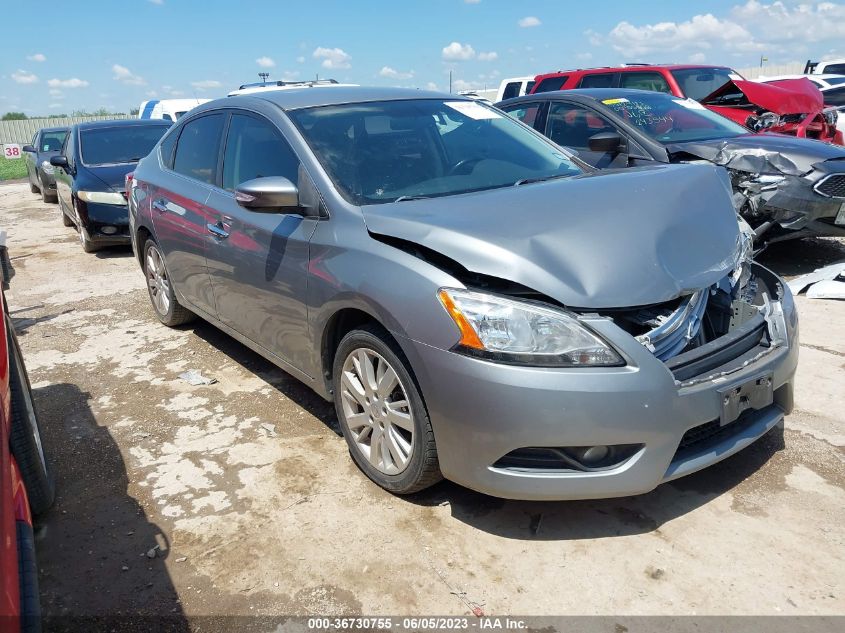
39;126;70;133
225;86;462;110
75;118;172;131
535;64;734;78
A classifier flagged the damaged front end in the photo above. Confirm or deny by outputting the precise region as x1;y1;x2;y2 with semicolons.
598;225;791;386
667;139;845;243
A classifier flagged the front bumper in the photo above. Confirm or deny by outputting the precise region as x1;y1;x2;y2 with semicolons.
402;273;798;501
79;200;131;245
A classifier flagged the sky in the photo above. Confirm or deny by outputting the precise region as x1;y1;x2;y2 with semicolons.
2;0;845;115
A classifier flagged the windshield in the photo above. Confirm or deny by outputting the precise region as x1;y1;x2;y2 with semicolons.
80;125;170;166
600;93;749;143
289;99;582;205
671;67;741;101
823;77;845;87
40;130;67;152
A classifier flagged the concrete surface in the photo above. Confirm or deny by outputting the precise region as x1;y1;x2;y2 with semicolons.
0;181;843;619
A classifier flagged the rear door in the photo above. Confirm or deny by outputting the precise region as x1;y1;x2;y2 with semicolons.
24;131;39;183
149;112;226;316
54;129;75;211
204;111;318;372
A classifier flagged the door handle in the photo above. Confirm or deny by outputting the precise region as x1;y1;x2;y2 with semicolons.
152;200;168;214
207;222;230;239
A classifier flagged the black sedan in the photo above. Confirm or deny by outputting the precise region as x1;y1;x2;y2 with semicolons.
22;126;68;203
498;88;845;244
51;119;171;252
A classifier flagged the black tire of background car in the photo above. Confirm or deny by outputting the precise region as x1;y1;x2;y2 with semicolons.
16;521;42;633
333;324;442;494
7;316;55;516
39;179;55;204
143;240;196;327
61;209;73;227
29;181;39;194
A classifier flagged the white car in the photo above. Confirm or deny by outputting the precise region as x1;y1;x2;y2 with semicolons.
496;76;537;101
138;98;211;122
227;79;355;96
805;59;845;75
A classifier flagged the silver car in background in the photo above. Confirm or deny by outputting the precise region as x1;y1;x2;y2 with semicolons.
128;87;798;500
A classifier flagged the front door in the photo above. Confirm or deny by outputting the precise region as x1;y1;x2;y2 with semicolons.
204;112;317;373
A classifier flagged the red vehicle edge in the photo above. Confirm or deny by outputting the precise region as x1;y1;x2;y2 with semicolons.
529;65;843;145
0;238;54;633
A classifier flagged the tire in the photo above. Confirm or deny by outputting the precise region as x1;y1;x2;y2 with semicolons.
7;317;55;516
17;521;42;633
78;226;98;253
333;324;441;494
29;180;39;194
40;179;56;204
61;207;73;227
143;239;195;327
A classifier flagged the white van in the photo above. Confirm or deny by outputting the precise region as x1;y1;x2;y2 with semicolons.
804;59;845;75
137;98;211;122
496;77;537;102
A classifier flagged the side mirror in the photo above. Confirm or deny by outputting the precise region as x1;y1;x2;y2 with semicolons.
22;145;35;153
235;176;301;212
588;132;626;154
50;155;69;169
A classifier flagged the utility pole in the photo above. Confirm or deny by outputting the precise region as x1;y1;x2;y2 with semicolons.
759;55;768;68
258;72;269;84
449;71;452;94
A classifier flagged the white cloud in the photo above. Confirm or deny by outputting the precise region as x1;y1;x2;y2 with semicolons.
379;66;414;79
148;0;164;4
296;56;306;63
688;51;707;63
26;53;46;62
313;47;351;69
730;0;845;43
478;51;498;61
452;78;484;92
146;90;158;98
426;82;439;90
49;88;63;97
282;70;300;80
464;0;481;3
256;56;275;68
191;80;222;90
112;64;146;85
11;70;38;84
518;16;541;28
604;14;760;56
47;77;88;88
48;103;63;109
442;41;475;61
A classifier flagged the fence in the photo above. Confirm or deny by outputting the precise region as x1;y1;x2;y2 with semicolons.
734;62;807;80
0;115;132;145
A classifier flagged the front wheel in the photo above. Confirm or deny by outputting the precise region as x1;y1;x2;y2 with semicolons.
333;325;441;494
143;240;195;327
7;316;54;515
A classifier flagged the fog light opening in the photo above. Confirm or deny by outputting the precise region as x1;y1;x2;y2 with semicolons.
573;445;610;465
100;225;118;235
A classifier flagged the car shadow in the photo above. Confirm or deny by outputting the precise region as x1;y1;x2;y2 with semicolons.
31;382;189;631
402;424;786;541
187;320;338;432
757;236;845;278
8;305;73;336
93;246;134;260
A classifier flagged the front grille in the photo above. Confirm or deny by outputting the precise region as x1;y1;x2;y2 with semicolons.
673;407;769;460
815;174;845;198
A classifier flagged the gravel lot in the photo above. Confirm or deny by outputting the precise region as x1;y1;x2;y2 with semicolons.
1;181;843;620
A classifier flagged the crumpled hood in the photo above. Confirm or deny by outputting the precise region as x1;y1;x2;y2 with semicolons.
667;133;845;176
362;164;742;309
85;164;136;192
704;78;823;114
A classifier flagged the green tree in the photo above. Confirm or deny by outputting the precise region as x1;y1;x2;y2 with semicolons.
1;112;28;121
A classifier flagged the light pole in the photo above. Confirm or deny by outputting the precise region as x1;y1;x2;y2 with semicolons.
258;72;269;85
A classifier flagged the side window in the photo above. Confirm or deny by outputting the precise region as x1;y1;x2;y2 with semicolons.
534;76;569;93
501;82;522;100
162;114;174;122
578;73;617;88
546;103;617;150
173;113;226;184
64;130;76;166
221;114;299;191
620;72;671;93
158;127;179;169
502;102;542;128
823;63;845;74
525;81;536;94
823;87;845;106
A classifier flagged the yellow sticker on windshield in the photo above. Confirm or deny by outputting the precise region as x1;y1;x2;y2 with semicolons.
602;98;629;104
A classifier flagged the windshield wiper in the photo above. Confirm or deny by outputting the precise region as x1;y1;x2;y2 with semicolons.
514;173;572;187
394;195;431;202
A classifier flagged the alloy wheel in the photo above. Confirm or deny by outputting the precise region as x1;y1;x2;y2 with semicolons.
146;245;171;316
340;348;414;475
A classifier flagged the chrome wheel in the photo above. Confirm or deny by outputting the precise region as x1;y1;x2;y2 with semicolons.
146;245;171;316
340;348;414;475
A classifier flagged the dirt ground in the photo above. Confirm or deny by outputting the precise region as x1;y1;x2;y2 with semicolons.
1;181;843;621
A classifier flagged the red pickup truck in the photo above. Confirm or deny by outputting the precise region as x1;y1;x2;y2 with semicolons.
530;64;843;145
0;239;53;633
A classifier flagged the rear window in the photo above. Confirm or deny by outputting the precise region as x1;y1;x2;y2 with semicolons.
501;82;522;100
671;67;740;101
578;73;617;88
534;76;569;93
822;63;845;74
79;125;170;166
619;72;671;93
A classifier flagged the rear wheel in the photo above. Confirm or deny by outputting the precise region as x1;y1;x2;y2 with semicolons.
40;178;56;204
7;316;54;515
144;240;195;327
333;324;441;494
29;181;39;194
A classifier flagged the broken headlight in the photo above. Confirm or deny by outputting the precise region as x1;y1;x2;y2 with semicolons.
438;288;623;367
746;111;780;132
823;107;839;127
